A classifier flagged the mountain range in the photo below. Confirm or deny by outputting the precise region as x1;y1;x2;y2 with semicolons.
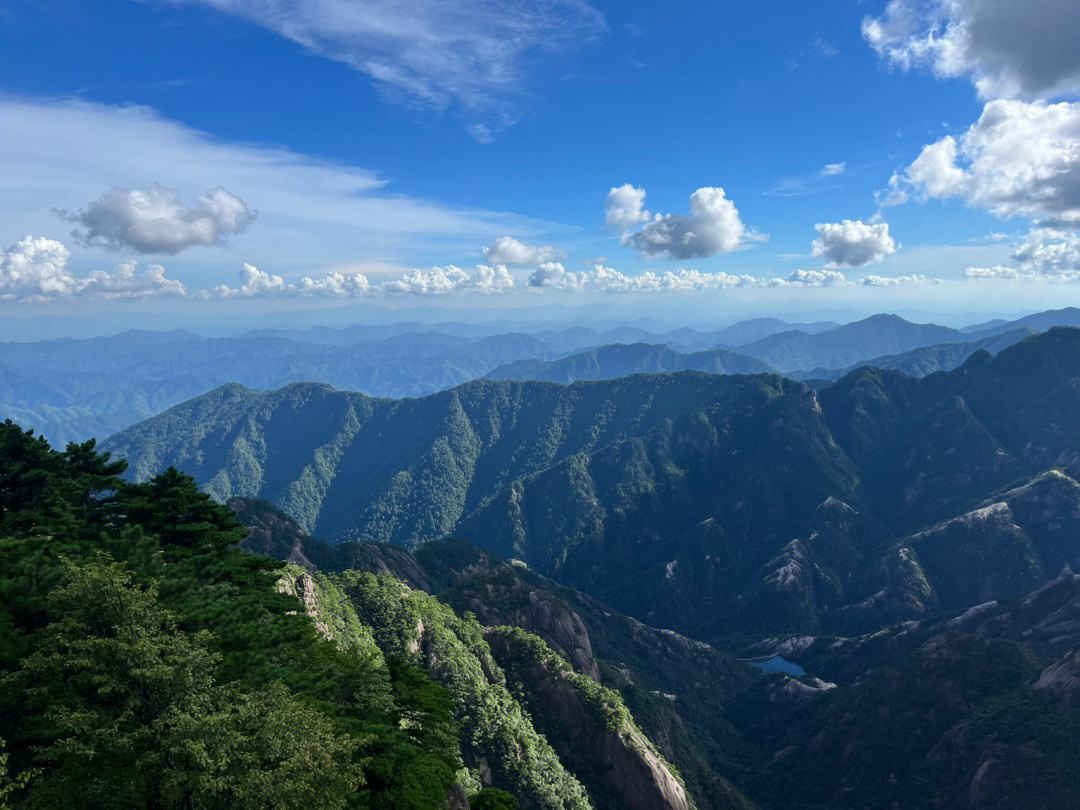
10;319;1080;807
105;327;1080;648
7;308;1080;445
486;343;773;383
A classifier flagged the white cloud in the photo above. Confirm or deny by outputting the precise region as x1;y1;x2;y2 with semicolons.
522;263;954;293
820;162;846;176
77;261;188;299
213;261;513;298
858;273;933;286
770;269;848;287
526;264;944;292
292;271;372;298
621;186;761;260
56;185;255;254
529;262;763;292
964;264;1032;280
0;97;543;275
0;236;76;301
1010;227;1080;274
862;0;1080;99
379;264;514;295
170;0;605;139
482;236;563;265
966;226;1080;281
214;263;286;298
527;261;582;289
812;220;898;268
0;235;187;301
604;184;650;231
589;266;760;292
468;264;516;293
888;100;1080;226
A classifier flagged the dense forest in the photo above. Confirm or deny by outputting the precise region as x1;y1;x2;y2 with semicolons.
0;420;701;809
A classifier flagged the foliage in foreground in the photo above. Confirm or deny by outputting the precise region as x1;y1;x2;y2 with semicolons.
0;420;462;808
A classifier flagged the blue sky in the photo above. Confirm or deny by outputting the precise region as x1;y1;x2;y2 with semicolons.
2;0;1079;329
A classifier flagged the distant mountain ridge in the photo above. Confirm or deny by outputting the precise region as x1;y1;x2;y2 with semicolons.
800;327;1035;381
734;313;962;372
9;308;1080;444
486;342;773;383
0;317;834;444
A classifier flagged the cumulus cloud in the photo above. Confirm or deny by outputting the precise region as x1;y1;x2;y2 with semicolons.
0;235;187;301
214;263;287;298
0;236;76;301
858;273;933;286
529;263;765;292
887;100;1080;226
172;0;605;140
618;186;761;260
1010;227;1080;274
77;261;188;299
964;265;1031;280
966;227;1080;281
524;263;941;293
526;264;929;293
380;264;514;295
482;236;563;265
527;261;582;290
812;220;898;268
862;0;1080;99
292;271;372;298
820;162;847;176
589;266;760;292
605;184;650;230
212;261;514;298
770;269;848;287
56;185;255;254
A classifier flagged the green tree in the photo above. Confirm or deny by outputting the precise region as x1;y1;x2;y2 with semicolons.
10;560;362;808
470;788;519;810
123;467;247;554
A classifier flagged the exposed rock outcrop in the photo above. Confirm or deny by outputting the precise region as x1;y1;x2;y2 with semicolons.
455;574;600;679
486;627;691;810
1034;649;1080;704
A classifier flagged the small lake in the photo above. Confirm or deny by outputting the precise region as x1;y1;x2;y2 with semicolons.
742;654;806;677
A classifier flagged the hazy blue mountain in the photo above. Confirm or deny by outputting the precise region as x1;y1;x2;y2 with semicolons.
0;329;565;444
7;308;1077;449
800;327;1034;381
735;314;964;372
486;342;772;382
964;306;1080;337
709;317;840;346
0;319;829;444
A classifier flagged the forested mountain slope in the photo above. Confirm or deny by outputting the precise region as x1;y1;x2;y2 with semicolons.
230;497;756;810
0;421;707;810
228;498;1080;810
106;329;1080;648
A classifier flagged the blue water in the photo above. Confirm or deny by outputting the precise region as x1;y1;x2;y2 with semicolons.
745;654;805;677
